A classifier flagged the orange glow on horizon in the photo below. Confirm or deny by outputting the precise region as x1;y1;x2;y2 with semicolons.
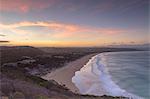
8;40;108;47
5;38;147;47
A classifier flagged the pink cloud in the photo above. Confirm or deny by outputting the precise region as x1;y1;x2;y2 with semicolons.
0;0;57;13
0;21;125;39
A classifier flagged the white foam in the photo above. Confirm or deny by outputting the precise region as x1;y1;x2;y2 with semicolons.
72;53;143;99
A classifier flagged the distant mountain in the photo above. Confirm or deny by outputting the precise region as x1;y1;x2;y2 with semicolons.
0;46;45;64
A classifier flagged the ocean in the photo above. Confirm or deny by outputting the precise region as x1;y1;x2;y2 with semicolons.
72;51;149;99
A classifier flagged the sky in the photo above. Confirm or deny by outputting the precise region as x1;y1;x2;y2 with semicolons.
0;0;149;47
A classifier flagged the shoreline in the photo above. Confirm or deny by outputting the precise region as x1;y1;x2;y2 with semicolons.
71;51;143;99
41;51;143;99
41;53;98;93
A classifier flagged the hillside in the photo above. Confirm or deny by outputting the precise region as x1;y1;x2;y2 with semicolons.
0;46;44;64
1;65;126;99
0;46;137;99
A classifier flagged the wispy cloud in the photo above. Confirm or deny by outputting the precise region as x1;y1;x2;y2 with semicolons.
0;34;6;36
0;40;10;43
0;21;125;39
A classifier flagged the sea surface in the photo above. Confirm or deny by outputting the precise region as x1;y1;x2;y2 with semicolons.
72;51;149;99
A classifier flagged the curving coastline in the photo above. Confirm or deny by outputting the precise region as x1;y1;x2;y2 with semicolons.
42;52;144;99
72;53;143;99
41;53;98;93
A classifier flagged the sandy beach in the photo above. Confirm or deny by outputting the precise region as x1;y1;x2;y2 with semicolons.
42;53;98;93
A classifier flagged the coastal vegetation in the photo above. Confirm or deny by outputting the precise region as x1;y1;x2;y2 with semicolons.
0;46;139;99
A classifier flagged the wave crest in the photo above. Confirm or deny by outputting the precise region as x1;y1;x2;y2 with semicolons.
72;54;143;99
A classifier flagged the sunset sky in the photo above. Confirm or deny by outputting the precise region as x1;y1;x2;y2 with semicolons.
0;0;149;47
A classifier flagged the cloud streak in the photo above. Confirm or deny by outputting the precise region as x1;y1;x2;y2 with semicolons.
0;40;10;43
0;34;6;36
0;21;125;39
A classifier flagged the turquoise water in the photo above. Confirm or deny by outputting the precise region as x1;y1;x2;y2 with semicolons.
72;51;149;99
102;51;149;99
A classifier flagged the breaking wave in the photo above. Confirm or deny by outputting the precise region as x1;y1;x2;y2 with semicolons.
72;53;143;99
